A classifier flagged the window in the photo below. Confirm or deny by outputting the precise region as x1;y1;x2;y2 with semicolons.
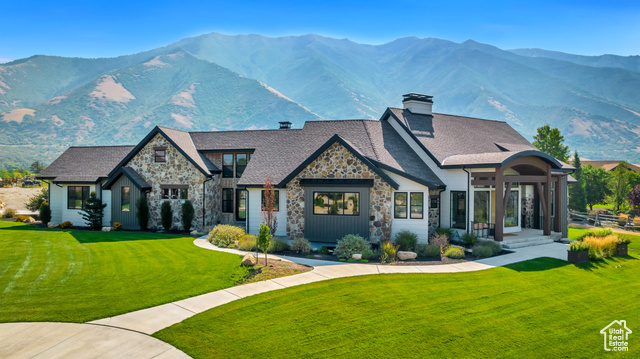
223;154;233;178
313;192;359;216
430;197;439;209
394;192;407;219
450;191;466;230
236;189;247;221
68;186;90;209
222;188;234;213
505;190;519;227
155;149;166;162
410;192;423;219
236;153;247;178
261;190;280;212
121;186;130;212
162;186;188;200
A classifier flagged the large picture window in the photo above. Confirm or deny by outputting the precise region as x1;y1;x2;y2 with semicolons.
410;192;424;219
313;192;359;216
261;190;280;212
222;154;233;178
68;186;90;209
121;186;130;212
450;191;466;230
236;153;247;178
222;188;234;213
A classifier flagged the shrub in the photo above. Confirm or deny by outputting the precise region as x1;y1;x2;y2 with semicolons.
394;230;418;251
136;196;149;231
583;235;619;259
429;233;450;254
114;222;123;231
568;240;591;252
181;200;195;233
575;228;613;241
258;223;273;264
473;245;493;258
292;238;312;253
60;221;73;229
238;235;257;251
361;246;379;260
207;224;246;248
436;227;453;238
416;243;441;257
39;201;51;226
618;236;632;245
474;240;502;256
160;201;173;231
445;246;465;259
26;187;48;211
3;208;16;218
461;232;478;247
334;234;371;259
15;215;30;222
80;191;107;230
268;239;290;253
319;246;330;255
380;241;397;263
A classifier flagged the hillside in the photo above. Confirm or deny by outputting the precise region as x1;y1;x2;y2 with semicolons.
1;33;640;167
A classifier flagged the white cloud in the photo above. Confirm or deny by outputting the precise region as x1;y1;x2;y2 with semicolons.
0;56;14;64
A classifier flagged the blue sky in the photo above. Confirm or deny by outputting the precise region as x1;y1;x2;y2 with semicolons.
1;0;639;62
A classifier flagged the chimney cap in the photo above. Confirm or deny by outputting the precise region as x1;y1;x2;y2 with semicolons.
279;121;292;129
402;93;433;103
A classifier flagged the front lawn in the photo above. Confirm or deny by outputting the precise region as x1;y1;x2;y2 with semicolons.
155;240;639;358
0;221;250;323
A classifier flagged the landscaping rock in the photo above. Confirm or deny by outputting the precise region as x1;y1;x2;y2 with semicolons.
352;253;362;260
47;222;59;229
101;226;113;232
190;230;199;236
241;253;257;266
23;216;36;224
397;251;417;261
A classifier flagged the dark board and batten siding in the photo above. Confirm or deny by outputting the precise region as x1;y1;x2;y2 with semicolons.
303;186;370;242
111;175;142;230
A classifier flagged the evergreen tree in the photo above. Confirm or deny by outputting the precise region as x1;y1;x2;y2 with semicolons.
568;151;587;212
160;201;173;231
136;195;150;231
80;191;107;230
532;125;570;162
39;201;51;226
181;200;195;233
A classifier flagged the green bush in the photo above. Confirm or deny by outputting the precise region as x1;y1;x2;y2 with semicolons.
207;224;246;248
416;243;441;257
238;235;257;251
26;187;48;212
181;200;195;233
436;227;453;238
136;196;150;231
39;201;51;226
319;246;330;255
461;233;478;247
3;208;16;218
394;230;418;251
475;240;502;256
444;246;465;259
160;201;173;231
291;238;312;253
429;233;450;254
268;239;290;253
361;246;378;260
472;245;493;258
568;240;591;252
618;236;632;245
334;234;371;259
380;241;397;263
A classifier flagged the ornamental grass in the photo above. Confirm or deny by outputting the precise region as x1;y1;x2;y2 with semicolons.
582;235;619;260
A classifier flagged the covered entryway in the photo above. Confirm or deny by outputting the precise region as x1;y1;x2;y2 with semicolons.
302;179;371;243
103;167;152;230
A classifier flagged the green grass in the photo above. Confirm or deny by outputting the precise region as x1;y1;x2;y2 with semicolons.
155;238;640;358
0;221;249;323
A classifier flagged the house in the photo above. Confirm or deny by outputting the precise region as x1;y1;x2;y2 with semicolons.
38;94;573;245
581;160;640;174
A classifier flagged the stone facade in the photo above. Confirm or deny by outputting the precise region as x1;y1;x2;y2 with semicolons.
125;133;215;231
203;152;244;225
285;142;393;242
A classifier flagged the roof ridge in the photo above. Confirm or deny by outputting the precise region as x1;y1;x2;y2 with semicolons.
68;145;135;148
389;107;507;124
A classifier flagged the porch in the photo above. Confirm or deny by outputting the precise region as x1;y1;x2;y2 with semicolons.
471;226;562;249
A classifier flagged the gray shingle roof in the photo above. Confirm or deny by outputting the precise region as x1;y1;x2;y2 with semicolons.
158;126;218;175
38;146;135;183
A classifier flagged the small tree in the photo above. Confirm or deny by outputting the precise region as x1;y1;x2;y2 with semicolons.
161;201;173;232
39;201;51;226
609;162;631;213
258;223;272;265
181;200;195;233
26;187;49;211
583;164;610;211
80;191;107;230
568;151;587;212
136;195;150;230
532;124;570;162
30;161;45;174
261;177;278;235
629;184;640;215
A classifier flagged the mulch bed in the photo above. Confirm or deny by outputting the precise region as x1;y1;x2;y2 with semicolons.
242;256;312;283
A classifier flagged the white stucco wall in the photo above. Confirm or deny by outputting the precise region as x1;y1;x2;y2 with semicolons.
247;188;287;237
385;170;431;243
49;183;105;226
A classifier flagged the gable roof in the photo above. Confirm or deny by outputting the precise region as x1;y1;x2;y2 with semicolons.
103;166;152;191
582;160;640;174
384;108;570;170
37;145;135;183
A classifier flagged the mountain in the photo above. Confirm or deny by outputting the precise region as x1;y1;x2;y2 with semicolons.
1;33;640;168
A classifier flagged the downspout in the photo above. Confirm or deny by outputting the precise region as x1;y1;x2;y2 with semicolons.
462;167;470;234
202;175;214;231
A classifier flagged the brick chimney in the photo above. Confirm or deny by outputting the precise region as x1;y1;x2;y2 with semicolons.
402;93;433;115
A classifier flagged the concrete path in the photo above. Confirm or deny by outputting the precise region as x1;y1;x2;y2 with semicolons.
0;322;190;359
89;238;569;335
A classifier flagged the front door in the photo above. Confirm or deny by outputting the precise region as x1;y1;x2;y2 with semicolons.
236;189;247;222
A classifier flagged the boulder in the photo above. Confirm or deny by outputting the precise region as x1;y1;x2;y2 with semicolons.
47;222;59;229
190;230;199;236
101;226;113;232
351;253;362;260
397;251;417;261
241;253;257;266
24;216;36;224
